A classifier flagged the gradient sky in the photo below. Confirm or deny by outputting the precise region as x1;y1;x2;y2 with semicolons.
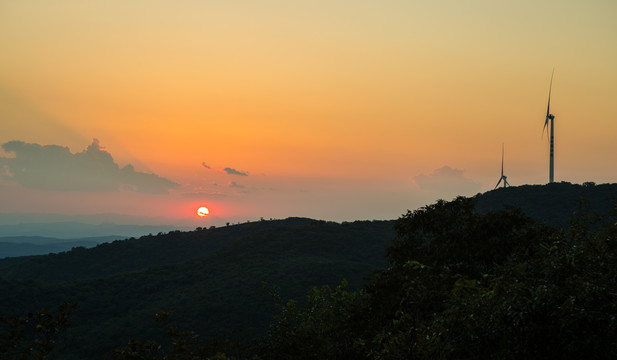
1;0;616;227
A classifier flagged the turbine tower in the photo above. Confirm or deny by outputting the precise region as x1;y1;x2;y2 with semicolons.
494;143;510;189
543;70;556;183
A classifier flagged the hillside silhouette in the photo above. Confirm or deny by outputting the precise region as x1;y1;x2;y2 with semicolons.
476;182;617;226
1;182;617;359
0;218;342;282
1;218;395;358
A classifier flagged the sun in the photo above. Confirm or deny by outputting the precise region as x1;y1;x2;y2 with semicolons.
197;206;209;217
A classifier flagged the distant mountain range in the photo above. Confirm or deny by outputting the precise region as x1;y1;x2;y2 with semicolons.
1;182;616;358
0;222;192;258
0;235;122;258
0;221;192;239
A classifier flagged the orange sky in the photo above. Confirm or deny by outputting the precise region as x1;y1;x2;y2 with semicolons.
1;1;616;226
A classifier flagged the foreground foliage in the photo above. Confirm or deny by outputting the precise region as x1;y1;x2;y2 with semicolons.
261;197;617;359
0;302;75;359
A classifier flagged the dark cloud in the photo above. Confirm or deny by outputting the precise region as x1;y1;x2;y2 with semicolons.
0;139;178;194
229;181;245;188
201;162;211;169
414;166;482;196
223;167;248;176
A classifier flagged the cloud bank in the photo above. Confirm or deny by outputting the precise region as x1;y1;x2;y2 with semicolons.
0;139;178;194
223;167;248;176
414;166;482;196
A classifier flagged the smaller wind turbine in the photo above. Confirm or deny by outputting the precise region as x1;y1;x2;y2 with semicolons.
494;143;510;189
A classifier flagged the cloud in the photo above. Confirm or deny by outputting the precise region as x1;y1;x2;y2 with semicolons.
223;167;248;176
414;166;482;196
0;139;178;194
201;162;211;169
229;181;245;188
181;191;228;199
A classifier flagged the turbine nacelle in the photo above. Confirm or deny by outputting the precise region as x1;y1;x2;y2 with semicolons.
542;114;555;140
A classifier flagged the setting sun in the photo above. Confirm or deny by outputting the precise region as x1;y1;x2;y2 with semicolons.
197;206;209;217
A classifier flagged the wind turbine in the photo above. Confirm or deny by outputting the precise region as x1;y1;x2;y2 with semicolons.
494;143;510;189
543;70;556;183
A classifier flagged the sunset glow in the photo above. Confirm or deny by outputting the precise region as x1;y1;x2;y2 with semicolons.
1;1;616;227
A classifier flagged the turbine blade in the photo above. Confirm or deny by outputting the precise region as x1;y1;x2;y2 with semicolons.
546;69;554;119
543;118;549;141
495;178;502;189
543;69;554;141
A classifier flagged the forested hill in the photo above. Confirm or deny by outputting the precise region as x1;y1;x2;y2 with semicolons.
0;217;382;283
475;182;617;226
0;218;396;358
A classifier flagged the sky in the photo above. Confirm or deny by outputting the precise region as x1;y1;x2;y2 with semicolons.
1;0;616;228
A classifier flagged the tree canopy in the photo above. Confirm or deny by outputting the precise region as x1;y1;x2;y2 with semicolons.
260;196;617;359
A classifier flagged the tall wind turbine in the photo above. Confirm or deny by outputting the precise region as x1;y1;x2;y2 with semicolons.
543;70;556;183
494;143;510;189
